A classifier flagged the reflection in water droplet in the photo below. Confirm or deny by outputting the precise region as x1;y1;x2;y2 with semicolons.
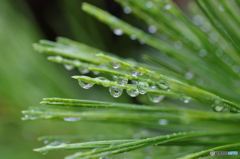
113;29;123;36
78;79;94;89
148;93;165;103
126;89;139;97
116;76;128;86
109;61;121;69
63;117;82;121
137;81;149;94
148;25;157;33
109;86;123;98
123;7;131;14
158;119;168;125
64;64;74;71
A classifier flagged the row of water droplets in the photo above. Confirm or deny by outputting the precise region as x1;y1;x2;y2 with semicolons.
210;98;238;113
77;60;170;103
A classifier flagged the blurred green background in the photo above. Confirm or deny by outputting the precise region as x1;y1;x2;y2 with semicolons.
0;0;148;158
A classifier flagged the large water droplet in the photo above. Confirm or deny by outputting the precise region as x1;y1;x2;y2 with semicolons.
63;117;82;121
109;61;121;69
64;64;74;71
137;81;149;94
78;79;94;89
148;93;165;103
123;7;131;14
109;86;123;98
126;88;139;97
113;29;123;36
116;76;128;86
78;67;90;74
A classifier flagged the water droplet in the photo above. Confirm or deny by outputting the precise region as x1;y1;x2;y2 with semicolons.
211;99;229;112
200;22;211;32
78;67;90;74
126;88;139;97
130;35;137;40
113;29;123;36
159;80;169;89
112;75;118;81
139;40;145;45
219;5;225;11
148;25;157;33
199;49;207;57
116;76;128;86
174;41;182;49
63;117;82;121
180;94;191;103
123;7;131;14
185;72;194;79
158;119;168;125
212;105;225;112
146;1;153;8
109;61;120;69
137;81;149;94
165;4;171;10
148;93;165;103
92;71;99;75
64;64;74;71
44;140;49;144
193;15;203;26
78;79;94;89
215;49;223;57
232;65;240;73
208;32;219;43
109;86;123;98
